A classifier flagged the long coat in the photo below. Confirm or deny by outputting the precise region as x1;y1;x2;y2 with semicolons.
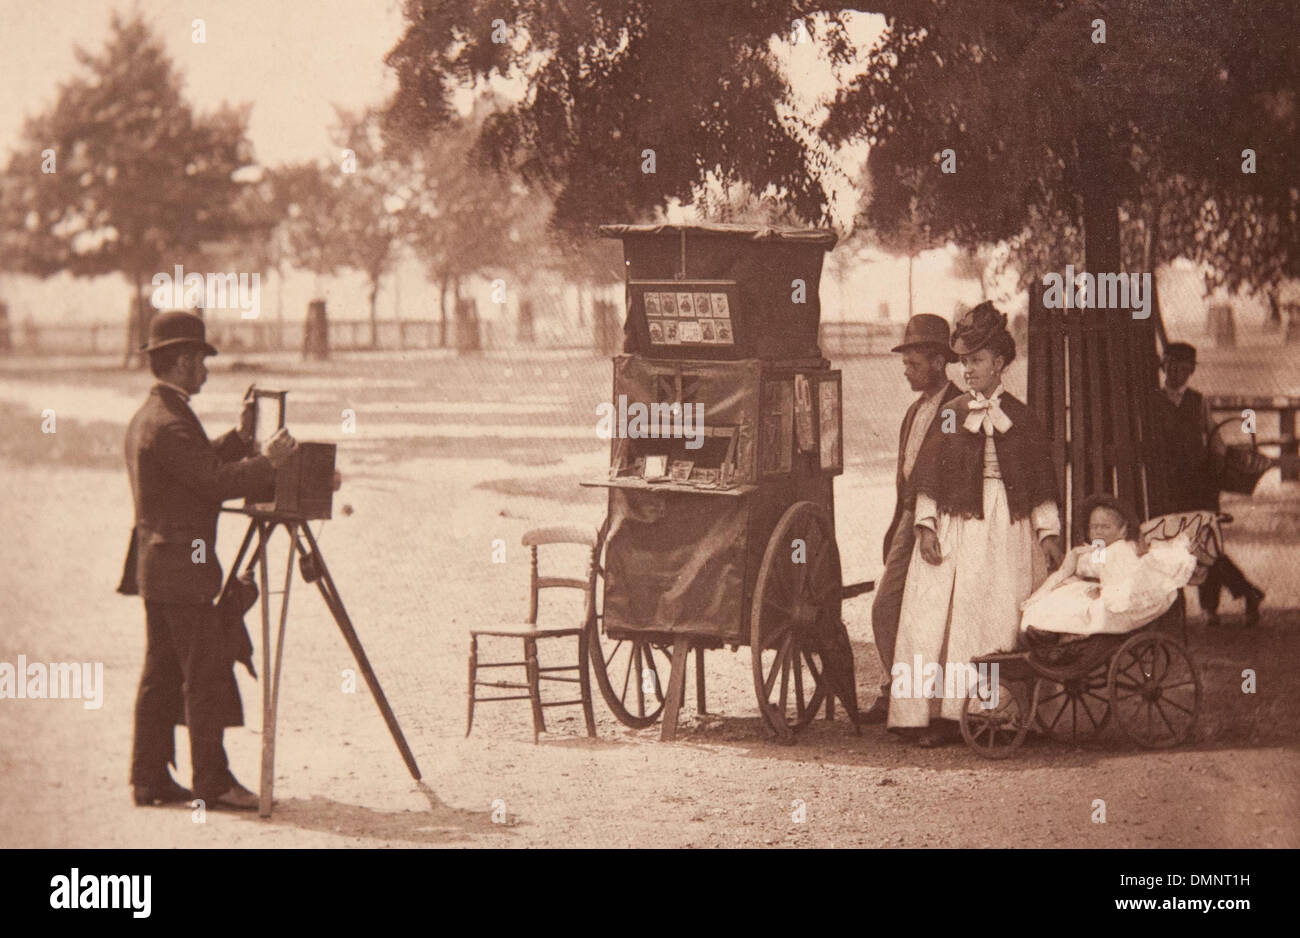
118;385;274;605
881;380;962;563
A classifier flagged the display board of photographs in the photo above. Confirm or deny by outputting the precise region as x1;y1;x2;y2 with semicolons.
643;287;735;346
818;373;842;472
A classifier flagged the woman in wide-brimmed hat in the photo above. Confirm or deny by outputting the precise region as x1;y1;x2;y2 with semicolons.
887;302;1064;746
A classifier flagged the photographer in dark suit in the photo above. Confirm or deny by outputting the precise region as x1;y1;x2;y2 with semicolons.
118;311;297;809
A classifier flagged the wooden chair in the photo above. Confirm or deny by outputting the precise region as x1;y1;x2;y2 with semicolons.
466;526;598;743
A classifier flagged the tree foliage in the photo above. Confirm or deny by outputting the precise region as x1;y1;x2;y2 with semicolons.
384;1;1299;294
0;12;257;361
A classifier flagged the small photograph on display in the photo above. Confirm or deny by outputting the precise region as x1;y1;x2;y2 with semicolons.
678;320;703;343
693;293;713;316
715;319;733;343
647;321;664;343
664;320;680;344
700;320;717;342
711;293;729;316
657;292;677;316
691;467;719;486
668;459;694;483
676;293;695;315
644;293;661;317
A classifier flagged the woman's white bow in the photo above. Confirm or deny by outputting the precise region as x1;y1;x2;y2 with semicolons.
964;389;1013;435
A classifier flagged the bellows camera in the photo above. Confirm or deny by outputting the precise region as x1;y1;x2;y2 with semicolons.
244;388;336;520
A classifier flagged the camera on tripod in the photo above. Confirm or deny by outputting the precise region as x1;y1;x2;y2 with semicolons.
244;387;336;520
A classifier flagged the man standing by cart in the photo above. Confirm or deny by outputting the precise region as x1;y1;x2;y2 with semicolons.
863;314;961;723
118;310;298;809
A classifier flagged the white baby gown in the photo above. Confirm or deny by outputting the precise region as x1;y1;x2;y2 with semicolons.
1020;536;1198;636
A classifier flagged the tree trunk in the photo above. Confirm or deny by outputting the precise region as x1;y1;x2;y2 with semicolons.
1266;288;1281;329
437;274;449;348
368;274;380;349
125;268;148;370
907;255;914;317
453;276;481;353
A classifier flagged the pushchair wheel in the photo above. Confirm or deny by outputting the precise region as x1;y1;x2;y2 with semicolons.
960;678;1038;759
1108;633;1202;748
1034;664;1111;743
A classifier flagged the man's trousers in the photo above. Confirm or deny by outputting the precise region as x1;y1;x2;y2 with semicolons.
870;509;915;700
1198;554;1257;612
131;601;242;799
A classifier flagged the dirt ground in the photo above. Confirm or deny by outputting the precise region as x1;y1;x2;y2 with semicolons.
1;348;1297;848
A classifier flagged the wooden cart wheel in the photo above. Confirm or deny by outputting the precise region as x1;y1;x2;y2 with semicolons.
1107;632;1201;748
750;502;840;740
587;623;675;730
960;678;1038;759
1033;664;1111;743
585;522;676;729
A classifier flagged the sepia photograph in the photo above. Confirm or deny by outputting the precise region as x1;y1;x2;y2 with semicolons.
0;0;1295;909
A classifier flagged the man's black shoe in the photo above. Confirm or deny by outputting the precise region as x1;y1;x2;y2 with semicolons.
132;774;194;807
197;780;259;811
1244;587;1264;627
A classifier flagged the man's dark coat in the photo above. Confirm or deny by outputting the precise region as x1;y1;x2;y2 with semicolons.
882;380;962;563
118;385;274;604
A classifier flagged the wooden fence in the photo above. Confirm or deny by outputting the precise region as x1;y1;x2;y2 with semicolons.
1027;288;1164;544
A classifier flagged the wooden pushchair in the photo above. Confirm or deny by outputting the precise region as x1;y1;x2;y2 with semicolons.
958;510;1228;759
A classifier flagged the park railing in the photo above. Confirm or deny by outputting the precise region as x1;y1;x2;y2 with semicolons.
0;317;600;356
818;321;906;357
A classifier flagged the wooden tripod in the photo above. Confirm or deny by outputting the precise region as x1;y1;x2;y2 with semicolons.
219;508;422;817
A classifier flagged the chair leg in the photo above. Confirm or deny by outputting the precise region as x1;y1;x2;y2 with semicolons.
466;635;478;738
524;637;545;744
578;629;597;738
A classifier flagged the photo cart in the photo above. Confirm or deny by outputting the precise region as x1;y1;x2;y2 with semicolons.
582;223;871;741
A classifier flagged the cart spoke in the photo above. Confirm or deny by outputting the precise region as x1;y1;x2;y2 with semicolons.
603;639;625;670
1078;693;1103;730
643;646;665;702
1153;699;1180;738
778;639;793;712
632;642;646;716
761;620;793;651
793;648;806;720
1161;695;1195;717
763;633;793;697
619;643;634;707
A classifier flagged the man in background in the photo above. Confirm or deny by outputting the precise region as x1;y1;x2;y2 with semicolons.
1148;342;1263;627
863;314;962;723
119;311;298;809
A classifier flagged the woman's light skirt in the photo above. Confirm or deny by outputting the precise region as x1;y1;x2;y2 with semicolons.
887;479;1039;728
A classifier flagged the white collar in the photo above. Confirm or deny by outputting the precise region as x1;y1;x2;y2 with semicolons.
155;380;191;403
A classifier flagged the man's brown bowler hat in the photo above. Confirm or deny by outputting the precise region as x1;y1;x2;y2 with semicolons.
891;314;957;362
141;310;218;356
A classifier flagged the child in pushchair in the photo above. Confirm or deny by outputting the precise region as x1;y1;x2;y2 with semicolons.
1019;494;1198;645
959;498;1225;758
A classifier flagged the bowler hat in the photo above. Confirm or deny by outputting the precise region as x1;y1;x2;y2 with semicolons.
891;314;957;362
141;310;217;356
1162;342;1196;364
950;301;1010;356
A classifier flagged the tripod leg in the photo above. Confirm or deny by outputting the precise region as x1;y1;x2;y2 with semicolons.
256;521;274;817
299;524;422;780
216;518;258;606
258;527;295;819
